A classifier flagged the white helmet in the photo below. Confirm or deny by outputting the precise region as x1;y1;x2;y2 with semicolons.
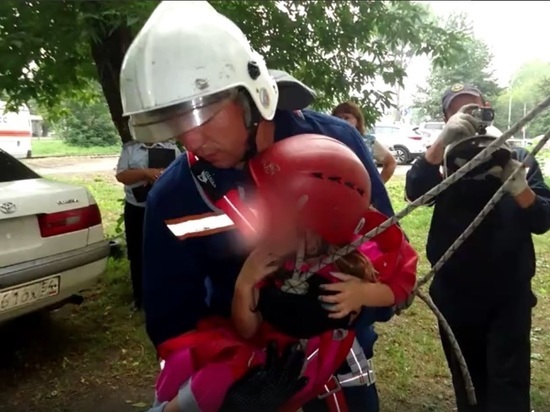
120;1;279;143
443;133;511;179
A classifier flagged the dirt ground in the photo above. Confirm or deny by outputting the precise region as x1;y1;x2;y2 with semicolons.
3;162;549;412
0;309;154;412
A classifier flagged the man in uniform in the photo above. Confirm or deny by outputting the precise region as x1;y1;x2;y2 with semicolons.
120;2;399;410
405;83;550;412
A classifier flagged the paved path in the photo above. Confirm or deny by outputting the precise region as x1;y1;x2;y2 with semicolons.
21;154;550;180
22;156;414;177
23;156;118;176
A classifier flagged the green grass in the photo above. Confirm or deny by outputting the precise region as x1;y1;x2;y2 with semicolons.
1;174;549;412
32;138;120;158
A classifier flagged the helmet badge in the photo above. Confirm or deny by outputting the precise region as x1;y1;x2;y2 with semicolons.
247;61;261;80
451;83;464;93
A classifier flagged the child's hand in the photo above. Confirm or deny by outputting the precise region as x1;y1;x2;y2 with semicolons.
319;272;366;319
236;247;279;290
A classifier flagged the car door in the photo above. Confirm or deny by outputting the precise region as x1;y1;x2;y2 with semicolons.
373;126;397;149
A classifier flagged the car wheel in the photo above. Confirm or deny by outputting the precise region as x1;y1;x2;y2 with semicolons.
393;145;411;164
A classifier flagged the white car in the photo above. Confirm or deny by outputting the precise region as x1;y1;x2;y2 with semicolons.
0;149;110;322
369;124;428;164
417;121;445;147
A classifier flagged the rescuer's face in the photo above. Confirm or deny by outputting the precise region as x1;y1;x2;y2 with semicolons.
177;99;249;168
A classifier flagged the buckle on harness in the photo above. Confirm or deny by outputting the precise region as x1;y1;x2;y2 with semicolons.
318;375;341;400
336;339;377;388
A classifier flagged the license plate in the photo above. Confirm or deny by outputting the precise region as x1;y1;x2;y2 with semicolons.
0;276;60;313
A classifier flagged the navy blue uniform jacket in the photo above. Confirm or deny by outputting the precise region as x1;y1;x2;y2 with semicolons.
405;148;550;306
143;110;395;347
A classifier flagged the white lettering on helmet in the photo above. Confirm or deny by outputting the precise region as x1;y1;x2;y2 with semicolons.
262;159;280;176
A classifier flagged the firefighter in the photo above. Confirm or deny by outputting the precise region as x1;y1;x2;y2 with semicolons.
120;2;401;410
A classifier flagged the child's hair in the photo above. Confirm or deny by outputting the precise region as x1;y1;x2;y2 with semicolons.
329;244;378;282
270;241;378;283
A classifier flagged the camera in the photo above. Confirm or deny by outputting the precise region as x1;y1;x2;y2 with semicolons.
472;107;495;133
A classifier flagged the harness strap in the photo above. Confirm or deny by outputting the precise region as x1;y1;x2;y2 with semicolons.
186;152;258;240
337;339;376;387
317;338;376;412
319;376;348;412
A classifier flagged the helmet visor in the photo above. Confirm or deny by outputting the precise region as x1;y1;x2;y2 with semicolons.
129;89;237;143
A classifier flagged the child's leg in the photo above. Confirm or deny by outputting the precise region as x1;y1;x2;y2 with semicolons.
486;287;533;412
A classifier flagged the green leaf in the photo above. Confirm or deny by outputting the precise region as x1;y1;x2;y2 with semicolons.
0;0;465;142
412;11;502;123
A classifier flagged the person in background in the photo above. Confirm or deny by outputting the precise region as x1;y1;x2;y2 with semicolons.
115;139;181;310
405;83;550;412
332;101;396;183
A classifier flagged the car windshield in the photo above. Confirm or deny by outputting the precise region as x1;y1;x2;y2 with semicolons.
0;149;40;183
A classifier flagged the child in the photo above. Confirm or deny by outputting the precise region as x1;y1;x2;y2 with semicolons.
149;135;417;412
233;227;398;341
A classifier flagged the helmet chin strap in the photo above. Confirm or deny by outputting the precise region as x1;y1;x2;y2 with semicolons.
242;122;260;162
240;90;263;162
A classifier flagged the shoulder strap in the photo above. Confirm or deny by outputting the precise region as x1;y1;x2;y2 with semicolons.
186;152;259;240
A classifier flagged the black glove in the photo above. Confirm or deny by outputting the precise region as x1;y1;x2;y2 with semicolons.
220;341;309;412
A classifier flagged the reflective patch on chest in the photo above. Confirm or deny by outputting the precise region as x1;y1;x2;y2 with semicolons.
165;212;235;240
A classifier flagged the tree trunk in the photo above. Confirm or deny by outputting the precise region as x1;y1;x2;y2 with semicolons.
88;12;134;143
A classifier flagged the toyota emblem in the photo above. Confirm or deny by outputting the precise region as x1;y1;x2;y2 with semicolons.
0;202;17;214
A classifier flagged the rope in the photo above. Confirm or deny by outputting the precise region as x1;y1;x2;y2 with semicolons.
299;93;550;278
416;290;477;405
397;128;550;406
282;240;309;293
285;95;550;404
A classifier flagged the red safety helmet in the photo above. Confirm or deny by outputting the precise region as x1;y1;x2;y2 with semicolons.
247;134;372;245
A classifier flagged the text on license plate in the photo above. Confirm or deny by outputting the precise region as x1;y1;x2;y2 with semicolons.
0;276;60;313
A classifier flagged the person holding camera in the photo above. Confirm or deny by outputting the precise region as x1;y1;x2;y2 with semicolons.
405;83;550;412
